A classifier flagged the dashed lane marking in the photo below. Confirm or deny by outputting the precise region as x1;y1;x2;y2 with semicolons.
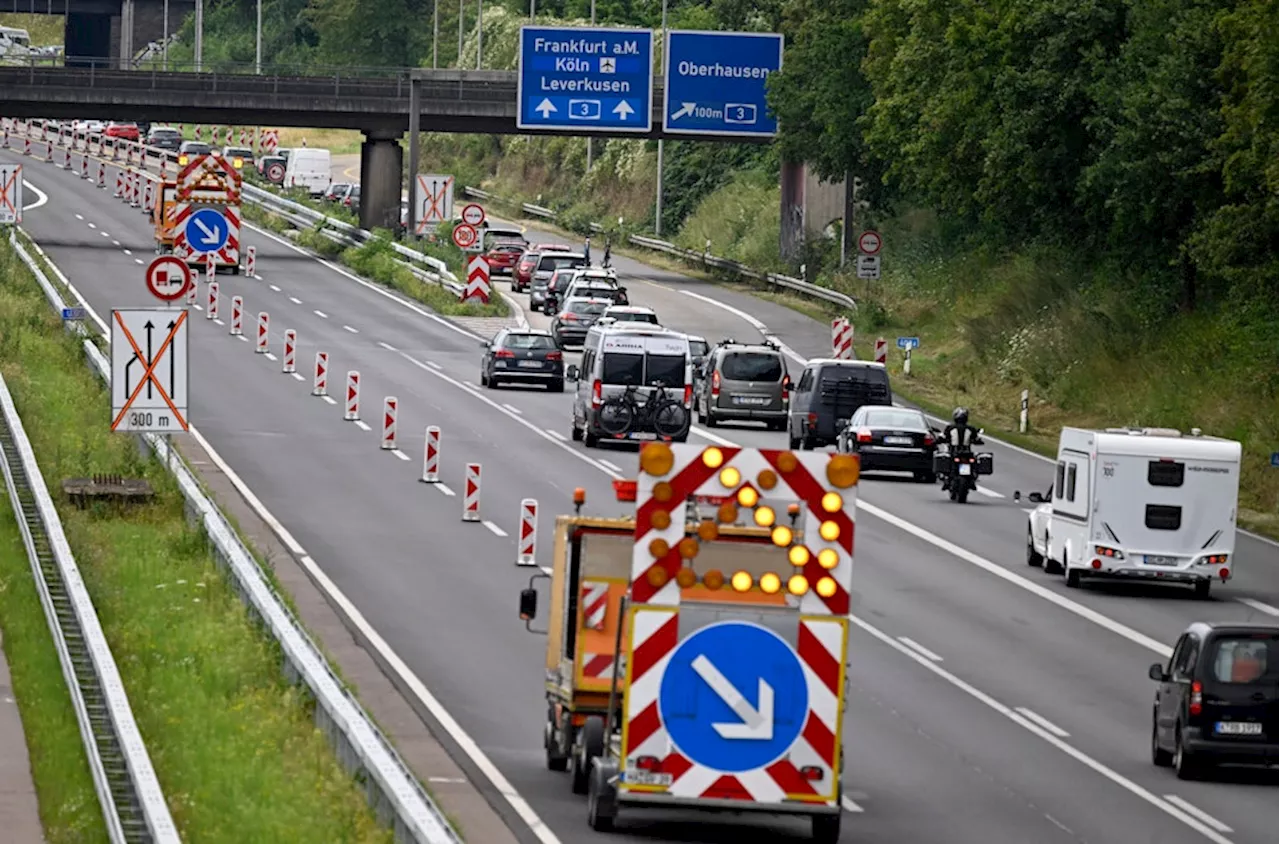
353;420;372;431
314;309;328;319
483;520;508;538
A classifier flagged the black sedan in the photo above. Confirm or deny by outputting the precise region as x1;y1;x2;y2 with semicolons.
837;406;938;482
480;329;565;391
550;297;610;348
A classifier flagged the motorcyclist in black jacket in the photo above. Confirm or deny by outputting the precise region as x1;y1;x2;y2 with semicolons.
943;407;983;451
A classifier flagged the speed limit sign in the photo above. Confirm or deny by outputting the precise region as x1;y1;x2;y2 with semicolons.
461;203;486;227
451;223;479;250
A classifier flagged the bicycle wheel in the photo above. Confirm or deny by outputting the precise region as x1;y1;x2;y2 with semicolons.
597;397;635;437
653;400;689;438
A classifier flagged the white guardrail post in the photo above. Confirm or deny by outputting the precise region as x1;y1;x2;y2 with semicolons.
8;222;462;844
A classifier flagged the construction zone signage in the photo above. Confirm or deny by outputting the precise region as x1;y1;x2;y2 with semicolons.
621;443;855;808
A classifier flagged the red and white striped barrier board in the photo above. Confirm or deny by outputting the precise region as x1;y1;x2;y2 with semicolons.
619;444;858;811
312;352;328;396
516;498;537;566
256;312;269;353
206;281;219;319
282;329;297;373
421;426;440;483
344;371;361;421
225;126;234;145
873;336;887;365
462;464;481;522
246;245;256;277
381;397;398;450
239;129;248;147
160;157;168;178
463;254;491;304
581;581;609;630
194;125;203;141
263;129;279;154
230;296;243;334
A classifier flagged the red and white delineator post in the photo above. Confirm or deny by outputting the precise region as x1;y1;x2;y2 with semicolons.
282;330;297;373
142;179;154;213
462;464;481;522
129;172;142;208
114;170;123;197
80;153;90;179
601;444;859;836
206;282;219;319
230;296;243;335
420;426;440;483
246;245;256;277
185;276;198;305
256;312;269;353
516;498;537;566
312;352;328;396
381;397;398;450
344;371;361;421
873;337;887;365
205;253;216;282
97;160;106;188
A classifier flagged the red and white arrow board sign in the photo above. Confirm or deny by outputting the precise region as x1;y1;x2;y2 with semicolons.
145;255;193;301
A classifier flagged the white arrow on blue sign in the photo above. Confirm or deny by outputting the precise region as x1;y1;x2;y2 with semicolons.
184;208;229;253
657;620;807;773
663;30;784;138
517;26;653;133
897;337;920;350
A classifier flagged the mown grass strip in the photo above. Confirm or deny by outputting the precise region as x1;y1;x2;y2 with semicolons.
0;242;393;842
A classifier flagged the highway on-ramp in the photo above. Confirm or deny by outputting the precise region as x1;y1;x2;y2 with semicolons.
6;140;1276;844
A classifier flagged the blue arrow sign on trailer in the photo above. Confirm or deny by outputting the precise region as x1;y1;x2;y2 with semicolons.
517;26;653;133
658;620;808;773
663;30;784;137
184;207;229;253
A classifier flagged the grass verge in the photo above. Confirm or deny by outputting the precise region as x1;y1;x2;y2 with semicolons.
0;241;395;841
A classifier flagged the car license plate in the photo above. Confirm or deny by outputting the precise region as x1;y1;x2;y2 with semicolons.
733;395;769;406
957;463;971;475
518;360;542;368
884;436;913;446
1145;555;1177;566
629;431;657;441
625;770;673;787
1215;721;1263;736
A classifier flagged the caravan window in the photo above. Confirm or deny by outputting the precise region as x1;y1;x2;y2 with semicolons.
1054;462;1066;498
1148;460;1185;487
601;353;644;385
1066;465;1078;501
646;354;685;388
1145;504;1182;531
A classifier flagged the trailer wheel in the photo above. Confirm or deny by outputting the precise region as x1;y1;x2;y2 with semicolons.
812;811;841;843
586;763;617;831
571;715;605;795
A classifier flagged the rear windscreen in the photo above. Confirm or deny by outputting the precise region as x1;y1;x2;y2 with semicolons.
722;352;783;381
504;334;556;350
602;353;644;385
862;409;925;430
646;354;685;387
568;301;608;315
540;256;584;271
1209;636;1276;684
818;366;890;404
689;341;709;358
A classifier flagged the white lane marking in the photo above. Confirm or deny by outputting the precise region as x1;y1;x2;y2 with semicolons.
502;403;523;415
483;520;508;538
75;212;84;220
547;429;567;441
598;458;622;473
87;222;96;229
269;284;281;292
238;335;249;342
392;450;411;462
677;288;806;364
691;425;737;446
123;248;132;256
112;239;120;247
841;796;864;814
322;396;338;405
434;483;456;497
264;352;278;361
1162;796;1233;834
974;485;1004;499
214;319;224;326
1236;597;1279;616
289;296;303;305
378;341;397;352
399;354;624;480
353;420;372;431
290;372;305;382
134;258;144;265
539;565;553;576
1014;707;1070;738
99;230;110;238
193;304;203;311
850;614;1234;844
21;177;48;210
897;637;943;662
314;309;329;319
425;360;442;370
343;324;359;334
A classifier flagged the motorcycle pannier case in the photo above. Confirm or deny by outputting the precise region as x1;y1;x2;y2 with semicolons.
932;452;951;475
976;452;994;475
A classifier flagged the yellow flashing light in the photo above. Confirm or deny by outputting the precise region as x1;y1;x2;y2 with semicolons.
647;566;670;588
651;510;671;531
737;486;759;508
760;572;782;594
757;469;778;490
821;491;844;513
730;570;753;592
640;442;674;476
717;502;739;525
827;454;860;488
788;545;811;567
817;548;839;570
653;482;675;503
771;525;793;547
776;451;798;473
678;537;700;559
754;505;776;528
703;569;725;590
676;568;698;588
819;520;841;541
701;447;725;469
815;576;838;598
719;466;741;488
787;574;810;595
649;538;670;559
697;520;719;542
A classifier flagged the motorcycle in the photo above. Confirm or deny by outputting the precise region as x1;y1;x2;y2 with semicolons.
933;431;994;504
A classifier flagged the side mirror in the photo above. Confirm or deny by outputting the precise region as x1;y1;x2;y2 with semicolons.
566;365;580;381
481;341;490;349
519;588;538;622
1148;663;1167;682
1027;492;1045;504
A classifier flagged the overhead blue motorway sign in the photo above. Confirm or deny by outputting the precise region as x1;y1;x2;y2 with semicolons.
663;30;784;138
517;26;654;133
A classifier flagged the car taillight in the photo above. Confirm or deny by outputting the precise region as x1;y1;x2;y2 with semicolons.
683;384;693;407
561;312;577;321
1189;680;1202;716
1094;545;1124;560
856;428;872;443
591;380;603;408
494;349;515;358
546;351;563;361
807;412;818;427
635;756;660;771
711;370;721;397
923;433;934;446
781;374;791;401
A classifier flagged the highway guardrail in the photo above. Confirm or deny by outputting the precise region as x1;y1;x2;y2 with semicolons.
460;186;857;311
10;220;464;844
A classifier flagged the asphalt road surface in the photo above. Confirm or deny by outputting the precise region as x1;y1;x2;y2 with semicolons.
6;140;1276;844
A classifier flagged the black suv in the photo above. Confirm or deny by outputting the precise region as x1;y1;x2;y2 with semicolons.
788;360;892;449
1150;621;1278;779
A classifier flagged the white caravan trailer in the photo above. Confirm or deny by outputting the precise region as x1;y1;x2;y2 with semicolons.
1024;426;1241;597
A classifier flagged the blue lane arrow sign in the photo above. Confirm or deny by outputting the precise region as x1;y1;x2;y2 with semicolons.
896;336;920;350
184;208;229;253
658;620;807;773
517;26;653;133
663;30;784;137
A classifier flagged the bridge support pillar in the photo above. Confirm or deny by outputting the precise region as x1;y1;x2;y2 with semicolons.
359;130;403;232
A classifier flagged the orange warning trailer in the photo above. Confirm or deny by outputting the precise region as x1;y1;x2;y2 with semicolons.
152;181;177;254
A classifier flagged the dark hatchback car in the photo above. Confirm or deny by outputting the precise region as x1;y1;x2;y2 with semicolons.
837;406;938;481
551;298;611;348
480;329;565;391
146;126;182;151
1150;622;1278;779
788;360;893;450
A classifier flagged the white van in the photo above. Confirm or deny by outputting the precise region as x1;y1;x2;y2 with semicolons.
0;27;32;59
1024;426;1242;597
567;324;692;447
282;148;331;196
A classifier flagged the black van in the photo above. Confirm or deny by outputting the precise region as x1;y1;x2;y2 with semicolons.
788;360;892;450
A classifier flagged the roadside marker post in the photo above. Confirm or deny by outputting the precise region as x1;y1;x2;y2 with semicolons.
344;371;361;421
256;313;269;353
282;329;297;373
206;281;218;319
230;296;243;335
421;426;441;483
516;499;537;566
312;352;328;396
896;336;920;376
462;464;481;522
381;397;398;450
246;245;256;277
874;337;887;365
1020;389;1029;434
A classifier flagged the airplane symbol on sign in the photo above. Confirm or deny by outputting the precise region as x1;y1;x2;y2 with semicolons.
599;57;616;73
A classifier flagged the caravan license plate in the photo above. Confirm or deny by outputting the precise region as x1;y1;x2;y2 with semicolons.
1215;721;1263;736
626;770;673;787
957;464;971;475
1145;555;1177;566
